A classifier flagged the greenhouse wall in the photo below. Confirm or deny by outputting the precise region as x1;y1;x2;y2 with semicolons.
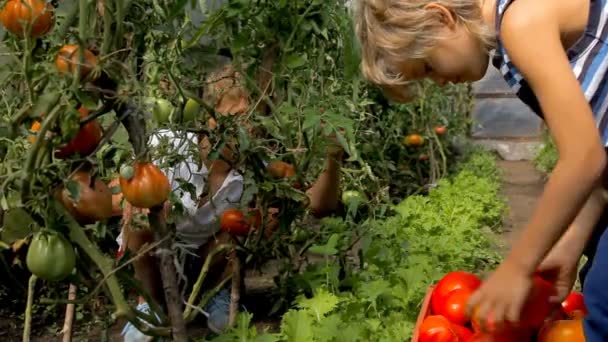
471;64;544;140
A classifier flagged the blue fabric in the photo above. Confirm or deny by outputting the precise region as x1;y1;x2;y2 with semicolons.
580;220;608;341
205;288;231;334
121;302;161;342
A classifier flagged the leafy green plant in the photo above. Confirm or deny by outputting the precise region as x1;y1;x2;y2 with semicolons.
533;130;558;176
208;148;505;341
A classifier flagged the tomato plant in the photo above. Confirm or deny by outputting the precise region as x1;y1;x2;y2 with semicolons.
55;45;97;80
0;0;53;38
418;315;458;342
119;162;171;209
431;271;481;316
561;292;587;317
26;230;76;282
538;319;585;342
441;288;475;325
58;171;113;225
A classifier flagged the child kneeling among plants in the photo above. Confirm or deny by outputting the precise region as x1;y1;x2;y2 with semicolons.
115;62;345;341
355;0;608;340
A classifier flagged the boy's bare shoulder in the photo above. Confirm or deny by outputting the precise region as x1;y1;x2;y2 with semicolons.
500;0;559;41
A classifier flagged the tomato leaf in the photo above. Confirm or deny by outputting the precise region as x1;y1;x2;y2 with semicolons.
1;208;36;244
286;54;307;69
308;234;339;256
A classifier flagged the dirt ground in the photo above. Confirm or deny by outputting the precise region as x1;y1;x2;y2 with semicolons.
496;160;546;251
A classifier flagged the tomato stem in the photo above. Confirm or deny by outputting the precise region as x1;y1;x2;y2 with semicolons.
22;274;37;342
183;243;236;322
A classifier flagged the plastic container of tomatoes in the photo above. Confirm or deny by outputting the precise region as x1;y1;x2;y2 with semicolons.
411;285;435;342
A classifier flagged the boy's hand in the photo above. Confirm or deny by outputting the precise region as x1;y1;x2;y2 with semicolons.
536;252;578;304
466;259;533;331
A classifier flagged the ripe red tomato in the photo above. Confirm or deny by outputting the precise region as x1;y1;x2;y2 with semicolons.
431;271;482;316
538;319;585;342
0;0;54;38
220;208;251;236
468;328;533;342
418;315;458;342
471;307;497;332
441;288;475;325
435;126;447;135
451;324;473;341
561;292;587;317
403;133;424;147
471;275;555;331
55;106;103;159
519;275;556;329
55;45;98;80
119;162;171;209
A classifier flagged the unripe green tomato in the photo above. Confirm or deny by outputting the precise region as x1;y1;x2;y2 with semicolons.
26;231;76;282
341;190;367;207
145;97;174;124
181;98;200;123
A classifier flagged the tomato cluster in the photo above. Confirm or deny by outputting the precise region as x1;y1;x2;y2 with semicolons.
417;271;588;342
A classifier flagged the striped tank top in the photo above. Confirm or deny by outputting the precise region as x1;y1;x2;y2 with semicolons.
492;0;608;145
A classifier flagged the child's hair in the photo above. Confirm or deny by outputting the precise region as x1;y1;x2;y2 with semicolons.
354;0;495;97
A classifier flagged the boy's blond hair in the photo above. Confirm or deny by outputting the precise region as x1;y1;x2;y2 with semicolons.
354;0;494;96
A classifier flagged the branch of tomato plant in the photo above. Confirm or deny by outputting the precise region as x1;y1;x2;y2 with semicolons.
21;34;35;104
100;0;114;56
430;130;448;179
8;104;32;138
56;2;79;39
183;243;236;321
228;250;241;327
52;201;171;337
186;274;232;322
21;104;62;199
22;274;37;342
147;206;188;342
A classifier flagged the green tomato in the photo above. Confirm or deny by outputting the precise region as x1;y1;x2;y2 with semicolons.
26;231;76;281
292;228;310;243
341;190;367;207
146;98;174;124
181;98;200;123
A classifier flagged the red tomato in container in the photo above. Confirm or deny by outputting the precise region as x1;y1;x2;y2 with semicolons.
431;271;482;316
561;292;587;317
519;275;556;329
468;328;533;342
442;288;475;325
451;324;473;341
419;315;459;342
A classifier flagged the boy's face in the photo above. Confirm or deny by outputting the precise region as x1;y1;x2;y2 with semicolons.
398;9;490;86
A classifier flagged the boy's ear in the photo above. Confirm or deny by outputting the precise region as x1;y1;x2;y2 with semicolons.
424;3;458;29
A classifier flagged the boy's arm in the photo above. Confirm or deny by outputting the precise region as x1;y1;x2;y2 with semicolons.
499;0;607;275
306;153;343;218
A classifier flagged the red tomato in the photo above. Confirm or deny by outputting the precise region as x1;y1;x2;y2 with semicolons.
538;319;585;342
471;308;498;333
419;315;459;342
435;126;447;135
561;292;588;317
519;275;556;329
431;271;482;316
471;275;555;332
468;328;533;342
220;208;251;236
441;288;475;325
451;324;473;341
